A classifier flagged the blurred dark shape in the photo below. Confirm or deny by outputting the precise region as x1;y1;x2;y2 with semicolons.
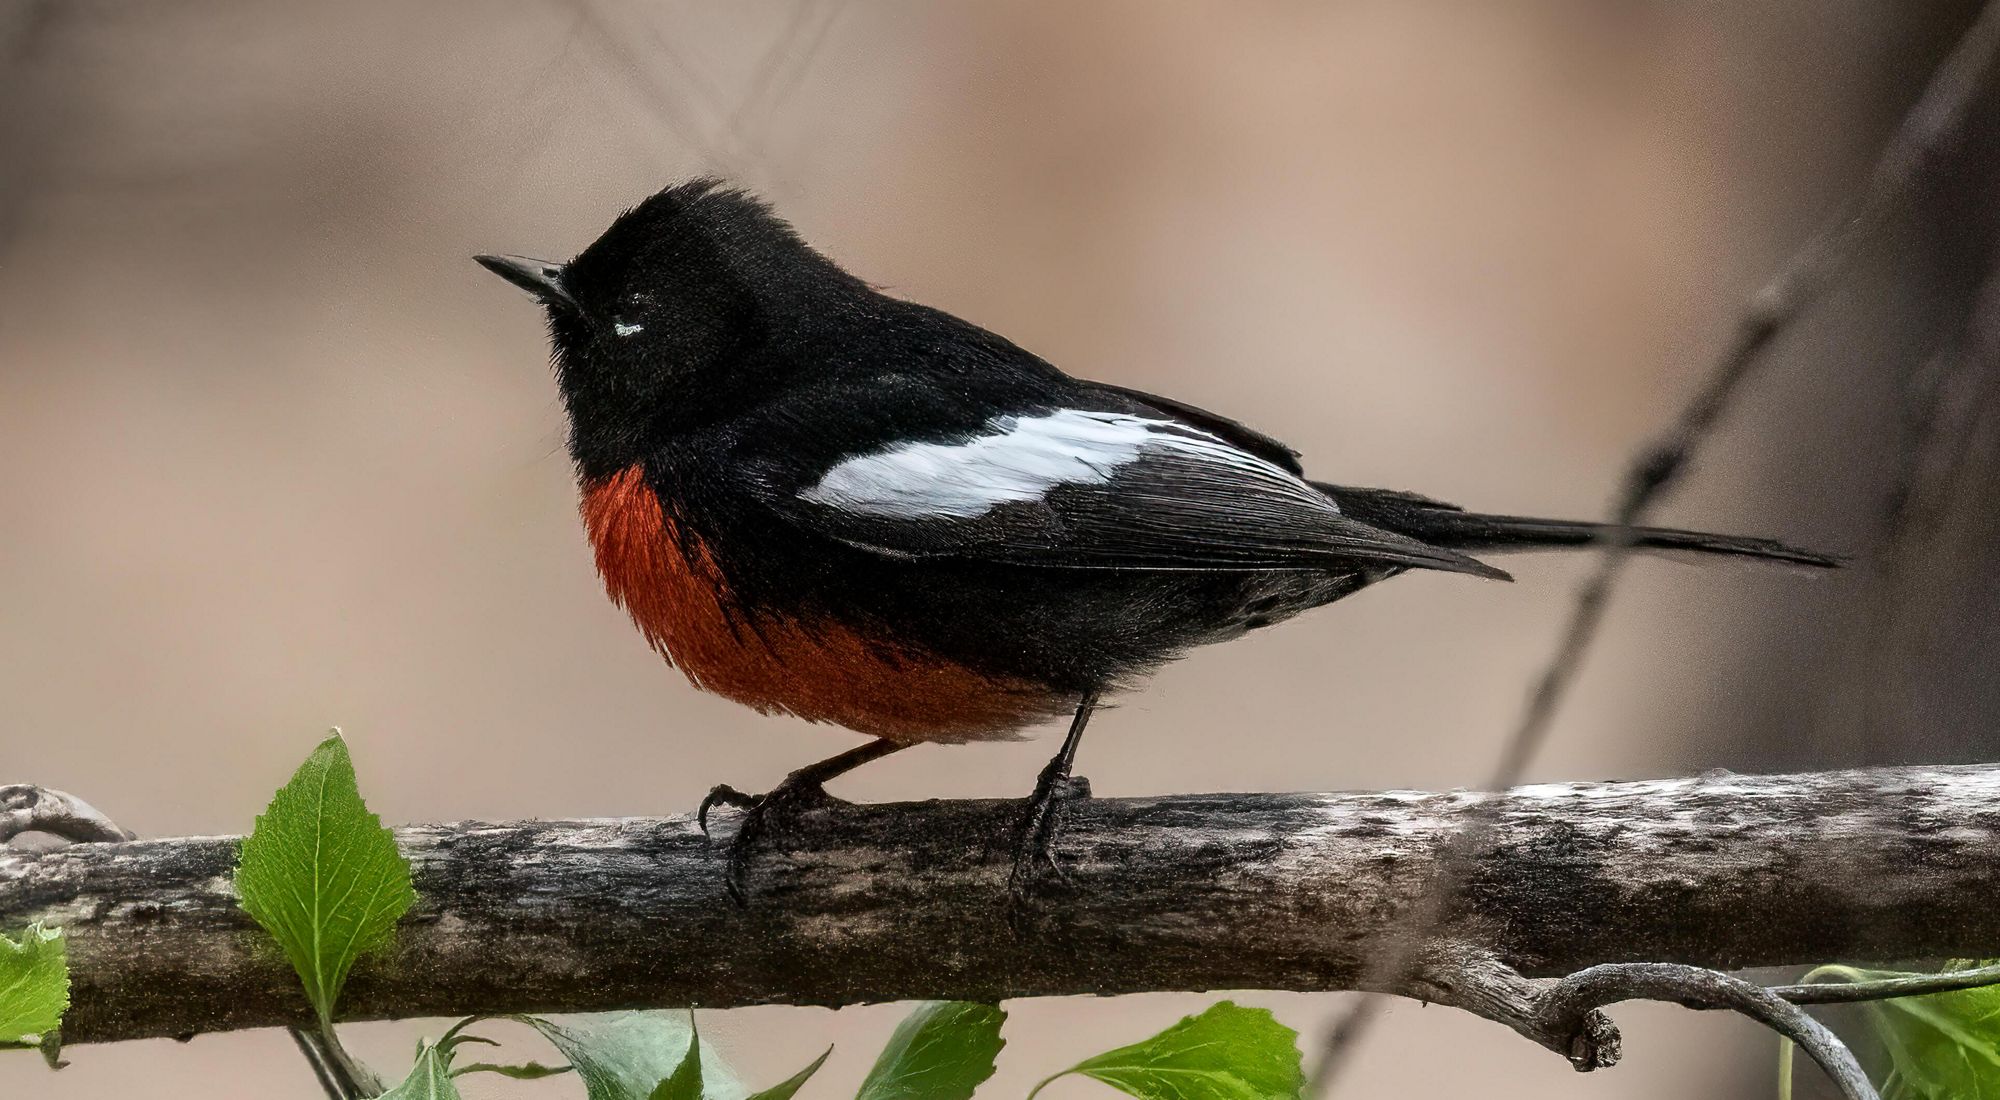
1681;2;2000;779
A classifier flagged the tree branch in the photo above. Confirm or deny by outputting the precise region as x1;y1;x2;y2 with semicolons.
0;785;135;845
4;761;1998;1080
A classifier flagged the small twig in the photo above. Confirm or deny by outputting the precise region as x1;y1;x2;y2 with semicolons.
1391;942;1621;1068
286;1018;385;1098
1366;947;2000;1091
1774;962;2000;1005
1536;964;1878;1100
288;1027;351;1100
1308;2;2000;1091
1370;946;2000;1093
0;785;134;845
319;1022;387;1097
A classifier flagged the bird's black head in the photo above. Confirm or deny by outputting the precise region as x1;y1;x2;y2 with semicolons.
478;179;861;480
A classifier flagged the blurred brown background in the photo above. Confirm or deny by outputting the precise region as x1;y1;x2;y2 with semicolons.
4;1;1994;1097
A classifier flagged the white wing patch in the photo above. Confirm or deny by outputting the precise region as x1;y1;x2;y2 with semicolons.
800;409;1333;520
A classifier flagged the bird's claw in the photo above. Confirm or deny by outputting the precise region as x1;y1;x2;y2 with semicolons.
697;783;760;836
698;778;836;906
1008;770;1092;914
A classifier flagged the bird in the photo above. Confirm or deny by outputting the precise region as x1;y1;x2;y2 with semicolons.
476;179;1836;900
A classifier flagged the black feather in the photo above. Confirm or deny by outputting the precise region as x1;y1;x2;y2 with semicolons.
1321;484;1840;568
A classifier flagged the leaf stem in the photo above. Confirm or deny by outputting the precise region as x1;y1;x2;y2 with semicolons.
318;1019;387;1098
289;1025;349;1100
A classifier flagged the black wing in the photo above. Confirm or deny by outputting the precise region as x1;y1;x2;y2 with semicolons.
1084;380;1305;474
733;382;1507;578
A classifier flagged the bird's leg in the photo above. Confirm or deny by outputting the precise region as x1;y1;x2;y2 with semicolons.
1009;690;1100;905
700;737;905;904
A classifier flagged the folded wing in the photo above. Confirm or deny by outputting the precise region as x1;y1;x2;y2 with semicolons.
763;405;1507;578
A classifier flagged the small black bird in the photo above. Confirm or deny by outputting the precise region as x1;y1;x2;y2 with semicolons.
478;179;1834;897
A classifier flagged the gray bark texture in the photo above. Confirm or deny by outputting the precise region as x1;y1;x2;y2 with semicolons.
3;763;1996;1052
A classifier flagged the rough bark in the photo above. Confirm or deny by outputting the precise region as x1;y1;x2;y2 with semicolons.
3;763;1996;1049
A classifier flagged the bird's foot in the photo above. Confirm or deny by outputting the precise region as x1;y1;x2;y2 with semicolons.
697;783;761;834
1008;759;1092;913
697;775;837;905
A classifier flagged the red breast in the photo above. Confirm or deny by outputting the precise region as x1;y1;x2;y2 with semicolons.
580;465;1062;743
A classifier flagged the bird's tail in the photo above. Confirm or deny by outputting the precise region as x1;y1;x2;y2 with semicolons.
1320;485;1840;569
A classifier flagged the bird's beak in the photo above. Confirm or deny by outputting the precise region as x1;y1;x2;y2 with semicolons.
475;254;576;310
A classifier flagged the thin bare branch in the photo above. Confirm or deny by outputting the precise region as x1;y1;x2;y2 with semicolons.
0;785;135;846
1309;2;2000;1090
1536;964;1877;1100
1389;942;1620;1067
288;1027;354;1100
1774;962;2000;1005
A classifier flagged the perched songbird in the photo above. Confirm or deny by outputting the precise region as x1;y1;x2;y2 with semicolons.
477;180;1834;897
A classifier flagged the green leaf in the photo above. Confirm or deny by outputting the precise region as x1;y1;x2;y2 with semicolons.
380;1040;464;1100
649;1018;703;1100
516;1012;745;1100
1831;962;2000;1100
234;732;416;1027
744;1046;831;1100
856;1001;1006;1100
452;1060;573;1080
1027;1001;1303;1100
0;923;68;1049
